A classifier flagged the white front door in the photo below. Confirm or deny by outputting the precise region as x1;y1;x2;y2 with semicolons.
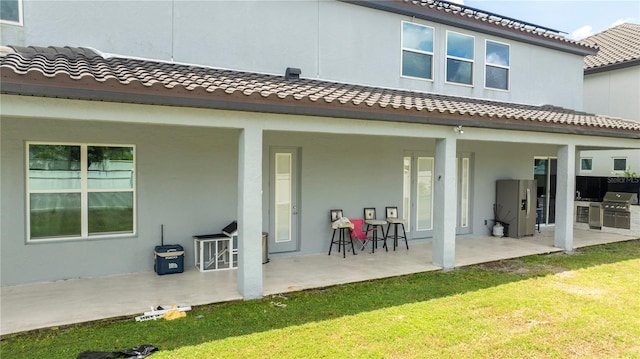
269;147;300;253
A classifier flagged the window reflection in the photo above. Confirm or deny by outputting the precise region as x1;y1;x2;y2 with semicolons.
486;41;510;66
27;143;135;240
88;146;134;189
30;193;81;238
447;32;474;59
485;40;510;90
447;59;473;85
446;31;474;85
402;22;434;80
416;157;433;231
88;192;134;234
29;145;81;190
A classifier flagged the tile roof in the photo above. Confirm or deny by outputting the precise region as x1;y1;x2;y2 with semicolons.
1;45;639;138
583;23;640;71
403;0;586;44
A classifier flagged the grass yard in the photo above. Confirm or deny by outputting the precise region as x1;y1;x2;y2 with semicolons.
1;239;639;358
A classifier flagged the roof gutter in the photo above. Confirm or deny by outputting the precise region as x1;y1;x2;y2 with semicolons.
339;0;597;56
584;58;640;75
2;81;637;140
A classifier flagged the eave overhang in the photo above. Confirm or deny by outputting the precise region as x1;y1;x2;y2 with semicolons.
340;0;597;56
2;73;638;140
584;59;640;75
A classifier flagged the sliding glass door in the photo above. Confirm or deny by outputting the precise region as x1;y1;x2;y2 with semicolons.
533;157;557;224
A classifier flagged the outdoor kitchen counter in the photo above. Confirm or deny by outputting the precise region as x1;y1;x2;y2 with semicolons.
575;200;640;235
574;201;595;224
601;204;640;235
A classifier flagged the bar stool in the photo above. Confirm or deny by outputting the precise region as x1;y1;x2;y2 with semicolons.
364;208;387;252
385;206;408;251
328;209;355;258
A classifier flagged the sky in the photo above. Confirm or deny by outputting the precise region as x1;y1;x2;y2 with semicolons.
453;0;640;40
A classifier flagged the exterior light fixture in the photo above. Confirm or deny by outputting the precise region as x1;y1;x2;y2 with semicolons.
454;125;464;134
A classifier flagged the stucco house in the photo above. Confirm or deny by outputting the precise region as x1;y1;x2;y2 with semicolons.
2;0;639;300
577;23;640;199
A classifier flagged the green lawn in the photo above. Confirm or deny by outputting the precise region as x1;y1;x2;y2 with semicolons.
2;239;639;359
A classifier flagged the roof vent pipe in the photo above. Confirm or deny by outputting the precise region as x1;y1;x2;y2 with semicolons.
285;67;301;80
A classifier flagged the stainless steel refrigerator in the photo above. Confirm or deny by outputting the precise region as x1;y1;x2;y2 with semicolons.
496;179;537;238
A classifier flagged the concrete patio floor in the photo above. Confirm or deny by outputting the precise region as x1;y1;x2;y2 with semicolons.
1;225;638;336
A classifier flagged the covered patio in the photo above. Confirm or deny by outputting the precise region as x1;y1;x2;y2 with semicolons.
1;225;636;336
2;46;640;338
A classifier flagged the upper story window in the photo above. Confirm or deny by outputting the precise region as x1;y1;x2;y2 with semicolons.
27;143;136;241
580;158;593;171
0;0;23;25
612;157;627;172
446;31;474;86
485;40;510;90
401;21;434;80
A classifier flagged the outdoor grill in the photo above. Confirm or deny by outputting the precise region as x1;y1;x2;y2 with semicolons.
602;192;638;229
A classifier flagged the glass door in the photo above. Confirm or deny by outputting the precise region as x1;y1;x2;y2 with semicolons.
269;147;300;252
404;153;472;239
533;157;557;224
457;155;471;234
403;154;434;239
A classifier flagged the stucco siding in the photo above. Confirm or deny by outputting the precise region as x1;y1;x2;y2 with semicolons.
581;66;640;177
1;117;240;286
515;43;585;109
583;66;640;121
173;1;320;76
1;0;174;60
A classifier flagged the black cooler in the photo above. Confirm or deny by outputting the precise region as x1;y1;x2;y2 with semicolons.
154;244;184;275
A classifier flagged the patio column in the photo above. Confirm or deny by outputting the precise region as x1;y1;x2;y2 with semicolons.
237;127;263;299
433;136;457;269
554;144;576;251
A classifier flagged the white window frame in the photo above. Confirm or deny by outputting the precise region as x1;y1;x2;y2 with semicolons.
612;157;627;173
445;30;475;87
0;0;23;26
580;157;593;172
484;39;510;91
400;21;435;81
26;142;136;242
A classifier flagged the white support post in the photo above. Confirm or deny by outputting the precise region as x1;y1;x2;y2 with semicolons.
237;127;264;299
433;137;457;269
554;144;576;252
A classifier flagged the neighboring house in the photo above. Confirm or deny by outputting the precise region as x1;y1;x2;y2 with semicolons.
577;23;640;200
1;0;639;299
